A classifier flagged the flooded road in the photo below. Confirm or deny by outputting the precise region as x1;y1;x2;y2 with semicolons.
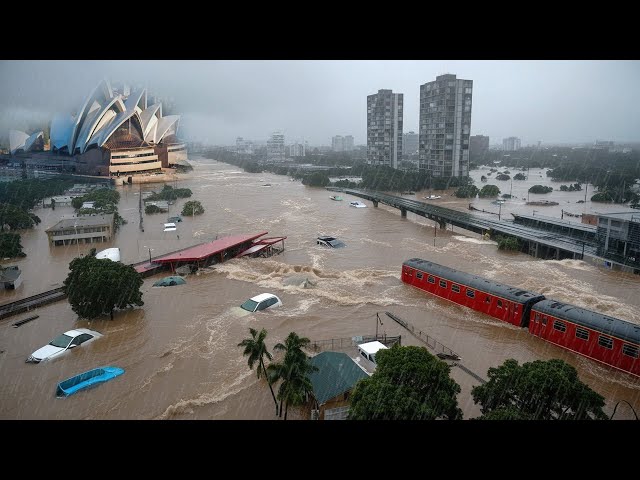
1;158;639;420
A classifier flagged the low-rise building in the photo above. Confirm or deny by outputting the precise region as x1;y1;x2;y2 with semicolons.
595;211;640;271
1;266;23;289
307;351;370;420
45;214;115;246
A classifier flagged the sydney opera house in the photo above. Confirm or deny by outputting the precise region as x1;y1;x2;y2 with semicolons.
5;79;188;176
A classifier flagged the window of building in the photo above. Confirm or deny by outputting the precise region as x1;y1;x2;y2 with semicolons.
416;272;423;280
553;320;567;333
428;276;435;284
439;280;447;288
622;344;639;358
575;327;589;340
598;335;613;349
452;284;460;293
466;290;475;299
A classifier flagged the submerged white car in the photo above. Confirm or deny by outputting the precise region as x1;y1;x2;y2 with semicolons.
26;328;103;363
240;293;283;313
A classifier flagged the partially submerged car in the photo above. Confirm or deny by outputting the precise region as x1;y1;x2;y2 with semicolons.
26;328;103;363
317;236;346;248
240;293;283;312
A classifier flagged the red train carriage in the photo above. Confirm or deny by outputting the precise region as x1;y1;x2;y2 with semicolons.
402;258;545;327
529;299;640;377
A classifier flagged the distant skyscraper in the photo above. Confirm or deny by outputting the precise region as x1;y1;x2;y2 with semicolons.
289;142;305;157
236;137;253;155
267;132;285;161
332;135;355;152
419;74;472;177
332;135;344;152
344;135;354;151
503;137;521;151
469;135;489;156
367;89;403;168
402;131;419;156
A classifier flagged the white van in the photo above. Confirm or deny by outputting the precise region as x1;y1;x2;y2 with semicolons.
163;222;177;232
357;341;388;364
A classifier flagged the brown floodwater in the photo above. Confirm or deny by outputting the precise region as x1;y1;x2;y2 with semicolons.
1;159;638;420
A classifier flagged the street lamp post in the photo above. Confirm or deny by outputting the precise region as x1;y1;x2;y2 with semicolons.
498;202;502;221
143;245;153;264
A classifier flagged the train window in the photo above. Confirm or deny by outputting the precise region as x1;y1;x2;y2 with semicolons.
598;336;613;350
622;344;639;358
485;296;490;304
416;272;423;280
452;284;460;293
553;320;566;333
497;299;503;309
439;280;447;288
428;276;435;284
542;317;547;326
575;327;589;340
466;290;475;298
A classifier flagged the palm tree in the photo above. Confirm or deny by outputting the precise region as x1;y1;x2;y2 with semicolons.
238;327;278;417
267;332;318;420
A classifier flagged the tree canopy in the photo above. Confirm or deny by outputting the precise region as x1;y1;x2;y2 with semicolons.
455;185;479;198
63;253;144;320
471;358;608;420
181;200;205;216
146;185;193;201
348;345;462;420
0;203;41;229
0;232;26;258
528;185;553;194
479;185;501;197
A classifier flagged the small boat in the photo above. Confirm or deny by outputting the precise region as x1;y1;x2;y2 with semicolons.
261;183;272;187
330;195;343;201
423;195;441;200
56;366;124;397
349;201;367;208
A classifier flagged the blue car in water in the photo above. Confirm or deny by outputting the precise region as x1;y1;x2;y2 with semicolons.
56;366;124;397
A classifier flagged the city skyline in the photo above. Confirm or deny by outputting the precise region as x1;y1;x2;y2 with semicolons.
1;60;639;147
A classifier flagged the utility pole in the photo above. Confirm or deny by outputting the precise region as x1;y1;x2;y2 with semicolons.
375;312;383;340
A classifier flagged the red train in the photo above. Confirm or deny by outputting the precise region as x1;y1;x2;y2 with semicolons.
402;258;640;377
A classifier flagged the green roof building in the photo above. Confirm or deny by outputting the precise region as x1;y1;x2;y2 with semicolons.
308;351;369;420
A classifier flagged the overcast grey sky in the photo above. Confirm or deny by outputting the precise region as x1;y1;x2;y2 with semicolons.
1;60;639;146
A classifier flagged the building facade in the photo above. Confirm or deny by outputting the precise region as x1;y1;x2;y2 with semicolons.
503;137;521;151
332;135;355;152
595;211;640;271
470;135;489;157
402;131;419;157
47;79;187;176
266;132;285;162
367;89;403;168
289;142;305;157
45;214;115;246
419;74;472;177
236;137;254;155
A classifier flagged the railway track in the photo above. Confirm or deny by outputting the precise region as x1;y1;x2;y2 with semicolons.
0;287;67;321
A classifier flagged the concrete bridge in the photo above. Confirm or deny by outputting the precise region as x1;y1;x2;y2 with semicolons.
329;188;600;261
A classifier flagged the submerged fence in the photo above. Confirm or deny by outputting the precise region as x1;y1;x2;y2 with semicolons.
309;334;401;353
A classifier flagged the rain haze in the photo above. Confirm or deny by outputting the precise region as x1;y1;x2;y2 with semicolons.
1;60;639;146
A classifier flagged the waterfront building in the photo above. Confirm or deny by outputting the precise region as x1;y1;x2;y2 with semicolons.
45;214;115;246
367;89;403;168
419;74;472;177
